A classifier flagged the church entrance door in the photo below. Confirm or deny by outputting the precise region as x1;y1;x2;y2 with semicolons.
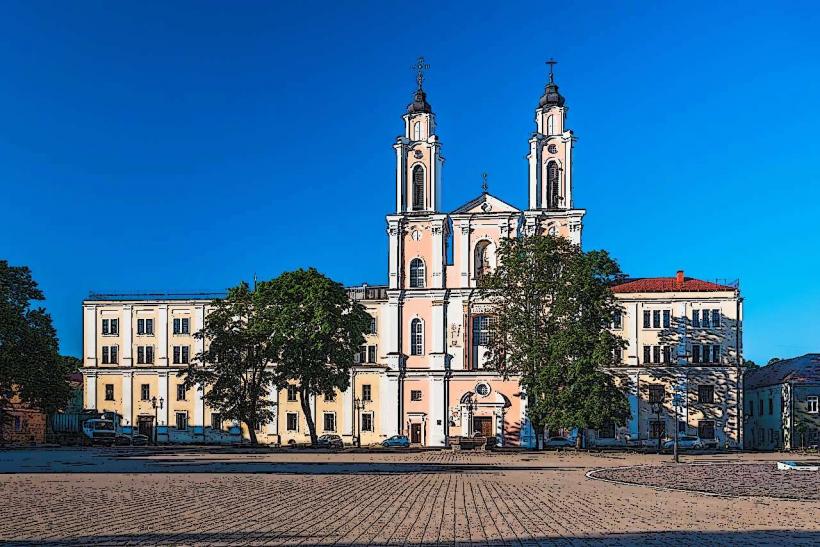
473;416;493;437
410;423;422;444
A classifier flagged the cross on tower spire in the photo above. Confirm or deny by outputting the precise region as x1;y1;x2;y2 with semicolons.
481;172;489;193
546;58;557;83
412;56;430;90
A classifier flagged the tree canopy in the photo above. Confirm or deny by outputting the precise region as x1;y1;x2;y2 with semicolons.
478;235;630;446
0;260;74;416
258;268;371;446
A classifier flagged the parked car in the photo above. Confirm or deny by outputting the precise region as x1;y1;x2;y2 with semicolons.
131;434;150;446
316;434;344;448
81;418;116;446
544;436;574;448
663;436;704;450
382;435;410;448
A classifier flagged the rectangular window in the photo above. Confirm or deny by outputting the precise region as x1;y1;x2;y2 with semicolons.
698;420;716;440
286;412;298;431
703;345;712;364
712;345;720;364
701;309;711;328
102;318;119;335
652;310;661;329
324;392;335;402
137;346;145;364
211;413;222;430
648;385;665;404
692;310;700;328
173;317;190;335
643;310;651;329
146;346;154;364
102;318;109;335
173;346;190;364
137;318;154;335
105;384;114;401
768;398;773;415
748;400;754;416
410;390;422;401
102;346;109;364
173;346;180;364
362;384;372;402
662;346;672;364
759;399;764;415
614;347;622;364
110;346;118;364
643;346;651;364
13;416;22;432
698;385;715;404
711;309;720;328
175;411;188;430
368;345;376;363
323;412;336;432
357;345;367;364
182;346;189;364
177;384;187;401
678;420;687;433
361;412;374;432
662;309;671;328
650;420;665;439
287;385;298;402
140;384;150;401
369;317;377;334
652;346;660;364
692;345;701;364
808;396;819;414
612;309;622;329
473;315;494;346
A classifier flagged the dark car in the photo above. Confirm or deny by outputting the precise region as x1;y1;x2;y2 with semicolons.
114;433;151;446
317;434;344;448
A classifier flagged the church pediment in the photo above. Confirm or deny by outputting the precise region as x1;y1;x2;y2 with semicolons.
451;193;520;215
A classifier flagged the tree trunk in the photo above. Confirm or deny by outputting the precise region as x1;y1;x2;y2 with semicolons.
246;421;258;445
299;387;318;446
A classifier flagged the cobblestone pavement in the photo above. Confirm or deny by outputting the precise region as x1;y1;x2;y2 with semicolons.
0;448;819;546
590;461;820;500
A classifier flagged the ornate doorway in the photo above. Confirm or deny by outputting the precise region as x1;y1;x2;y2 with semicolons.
473;416;493;437
410;423;422;444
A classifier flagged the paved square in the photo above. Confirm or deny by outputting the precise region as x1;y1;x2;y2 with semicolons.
0;448;818;546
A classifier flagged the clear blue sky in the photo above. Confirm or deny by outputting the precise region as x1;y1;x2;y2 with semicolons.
2;1;818;362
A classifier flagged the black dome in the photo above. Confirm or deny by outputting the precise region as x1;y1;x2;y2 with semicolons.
407;88;432;114
538;81;565;108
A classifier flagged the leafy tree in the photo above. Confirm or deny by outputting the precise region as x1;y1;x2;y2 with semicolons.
0;261;74;426
743;359;759;369
179;281;276;445
767;357;781;366
258;268;371;446
478;235;630;448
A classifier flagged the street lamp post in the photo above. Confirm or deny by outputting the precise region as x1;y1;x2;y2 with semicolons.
672;389;684;464
466;396;477;436
151;396;164;445
353;397;367;448
651;402;663;453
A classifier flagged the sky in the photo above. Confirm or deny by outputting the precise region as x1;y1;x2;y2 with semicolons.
1;1;819;362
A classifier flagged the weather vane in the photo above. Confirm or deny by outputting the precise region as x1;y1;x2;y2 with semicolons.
481;172;489;193
412;56;430;90
546;58;557;83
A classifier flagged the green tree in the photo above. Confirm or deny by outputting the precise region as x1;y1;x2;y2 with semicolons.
179;281;276;445
478;235;630;448
743;359;759;370
0;261;74;426
258;268;371;446
767;357;781;366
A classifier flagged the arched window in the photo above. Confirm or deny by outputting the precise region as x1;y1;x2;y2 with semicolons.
409;258;425;288
410;318;424;355
474;240;493;280
412;165;425;211
547;115;554;136
413;121;421;140
547;161;560;209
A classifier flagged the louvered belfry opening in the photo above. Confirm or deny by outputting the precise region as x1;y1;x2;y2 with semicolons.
412;165;424;211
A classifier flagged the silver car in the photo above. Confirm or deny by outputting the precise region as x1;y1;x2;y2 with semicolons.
663;436;704;450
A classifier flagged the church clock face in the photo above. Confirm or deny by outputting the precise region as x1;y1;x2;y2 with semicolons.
411;230;422;241
547;144;558;154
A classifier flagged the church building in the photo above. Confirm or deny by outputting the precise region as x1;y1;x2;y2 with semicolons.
81;61;744;448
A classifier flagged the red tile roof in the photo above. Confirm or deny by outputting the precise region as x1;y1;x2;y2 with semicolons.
612;277;736;294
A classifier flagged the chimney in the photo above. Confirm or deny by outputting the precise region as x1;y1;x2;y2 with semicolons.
675;270;684;287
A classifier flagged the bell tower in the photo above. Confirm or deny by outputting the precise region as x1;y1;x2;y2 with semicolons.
524;60;585;245
394;57;443;214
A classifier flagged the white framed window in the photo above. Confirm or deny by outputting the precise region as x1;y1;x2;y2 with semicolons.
362;384;372;402
286;412;298;431
140;384;150;401
692;309;721;329
413;121;421;140
101;318;119;336
287;385;298;402
368;316;377;334
547;115;554;136
612;309;623;329
101;345;118;364
173;317;190;335
323;412;336;432
808;396;819;414
409;258;425;288
177;384;187;401
175;411;188;430
172;345;190;364
137;318;154;335
136;346;154;365
361;412;374;432
410;318;424;355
